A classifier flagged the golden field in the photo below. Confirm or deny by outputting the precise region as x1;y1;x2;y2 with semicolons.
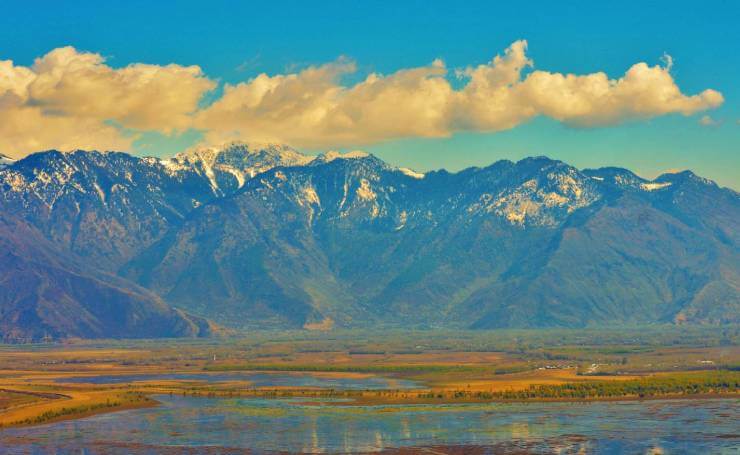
0;327;738;428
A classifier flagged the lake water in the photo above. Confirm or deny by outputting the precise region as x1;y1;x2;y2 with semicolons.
55;371;420;390
0;396;737;454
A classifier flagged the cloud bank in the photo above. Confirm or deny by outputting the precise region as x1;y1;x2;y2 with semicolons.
0;41;723;157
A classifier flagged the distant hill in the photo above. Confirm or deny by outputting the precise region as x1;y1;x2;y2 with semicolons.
1;144;738;335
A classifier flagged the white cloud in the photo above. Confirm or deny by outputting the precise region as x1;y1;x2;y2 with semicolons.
0;47;215;157
196;40;723;149
0;42;724;157
698;115;718;127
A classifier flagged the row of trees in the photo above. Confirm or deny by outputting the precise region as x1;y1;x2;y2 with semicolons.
420;371;739;400
172;371;738;402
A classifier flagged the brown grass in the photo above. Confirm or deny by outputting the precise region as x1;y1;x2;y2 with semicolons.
0;337;736;428
433;368;642;392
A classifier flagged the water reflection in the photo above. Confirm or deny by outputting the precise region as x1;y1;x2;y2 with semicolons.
0;397;737;454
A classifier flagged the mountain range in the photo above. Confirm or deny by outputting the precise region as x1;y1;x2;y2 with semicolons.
0;143;738;339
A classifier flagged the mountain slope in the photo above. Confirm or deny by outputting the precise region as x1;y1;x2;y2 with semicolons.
0;150;214;269
2;146;737;331
121;152;739;329
0;143;308;270
469;193;739;328
0;213;217;342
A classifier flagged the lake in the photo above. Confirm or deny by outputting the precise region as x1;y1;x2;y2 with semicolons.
54;371;420;390
0;396;737;453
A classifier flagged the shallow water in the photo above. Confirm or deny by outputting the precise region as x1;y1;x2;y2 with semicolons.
1;396;737;454
55;371;420;389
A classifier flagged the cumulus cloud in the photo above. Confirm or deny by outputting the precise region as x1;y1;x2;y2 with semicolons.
0;47;215;157
0;41;724;156
698;115;718;127
196;40;723;149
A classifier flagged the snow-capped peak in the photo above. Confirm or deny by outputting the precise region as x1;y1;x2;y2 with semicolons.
398;167;425;179
164;142;313;192
317;150;370;162
174;142;310;166
640;181;672;191
655;169;716;187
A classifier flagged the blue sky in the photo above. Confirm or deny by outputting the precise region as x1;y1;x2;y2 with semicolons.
0;1;737;188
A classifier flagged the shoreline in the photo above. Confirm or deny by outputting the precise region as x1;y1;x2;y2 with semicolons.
1;364;737;429
0;391;157;430
0;388;736;430
155;387;740;406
